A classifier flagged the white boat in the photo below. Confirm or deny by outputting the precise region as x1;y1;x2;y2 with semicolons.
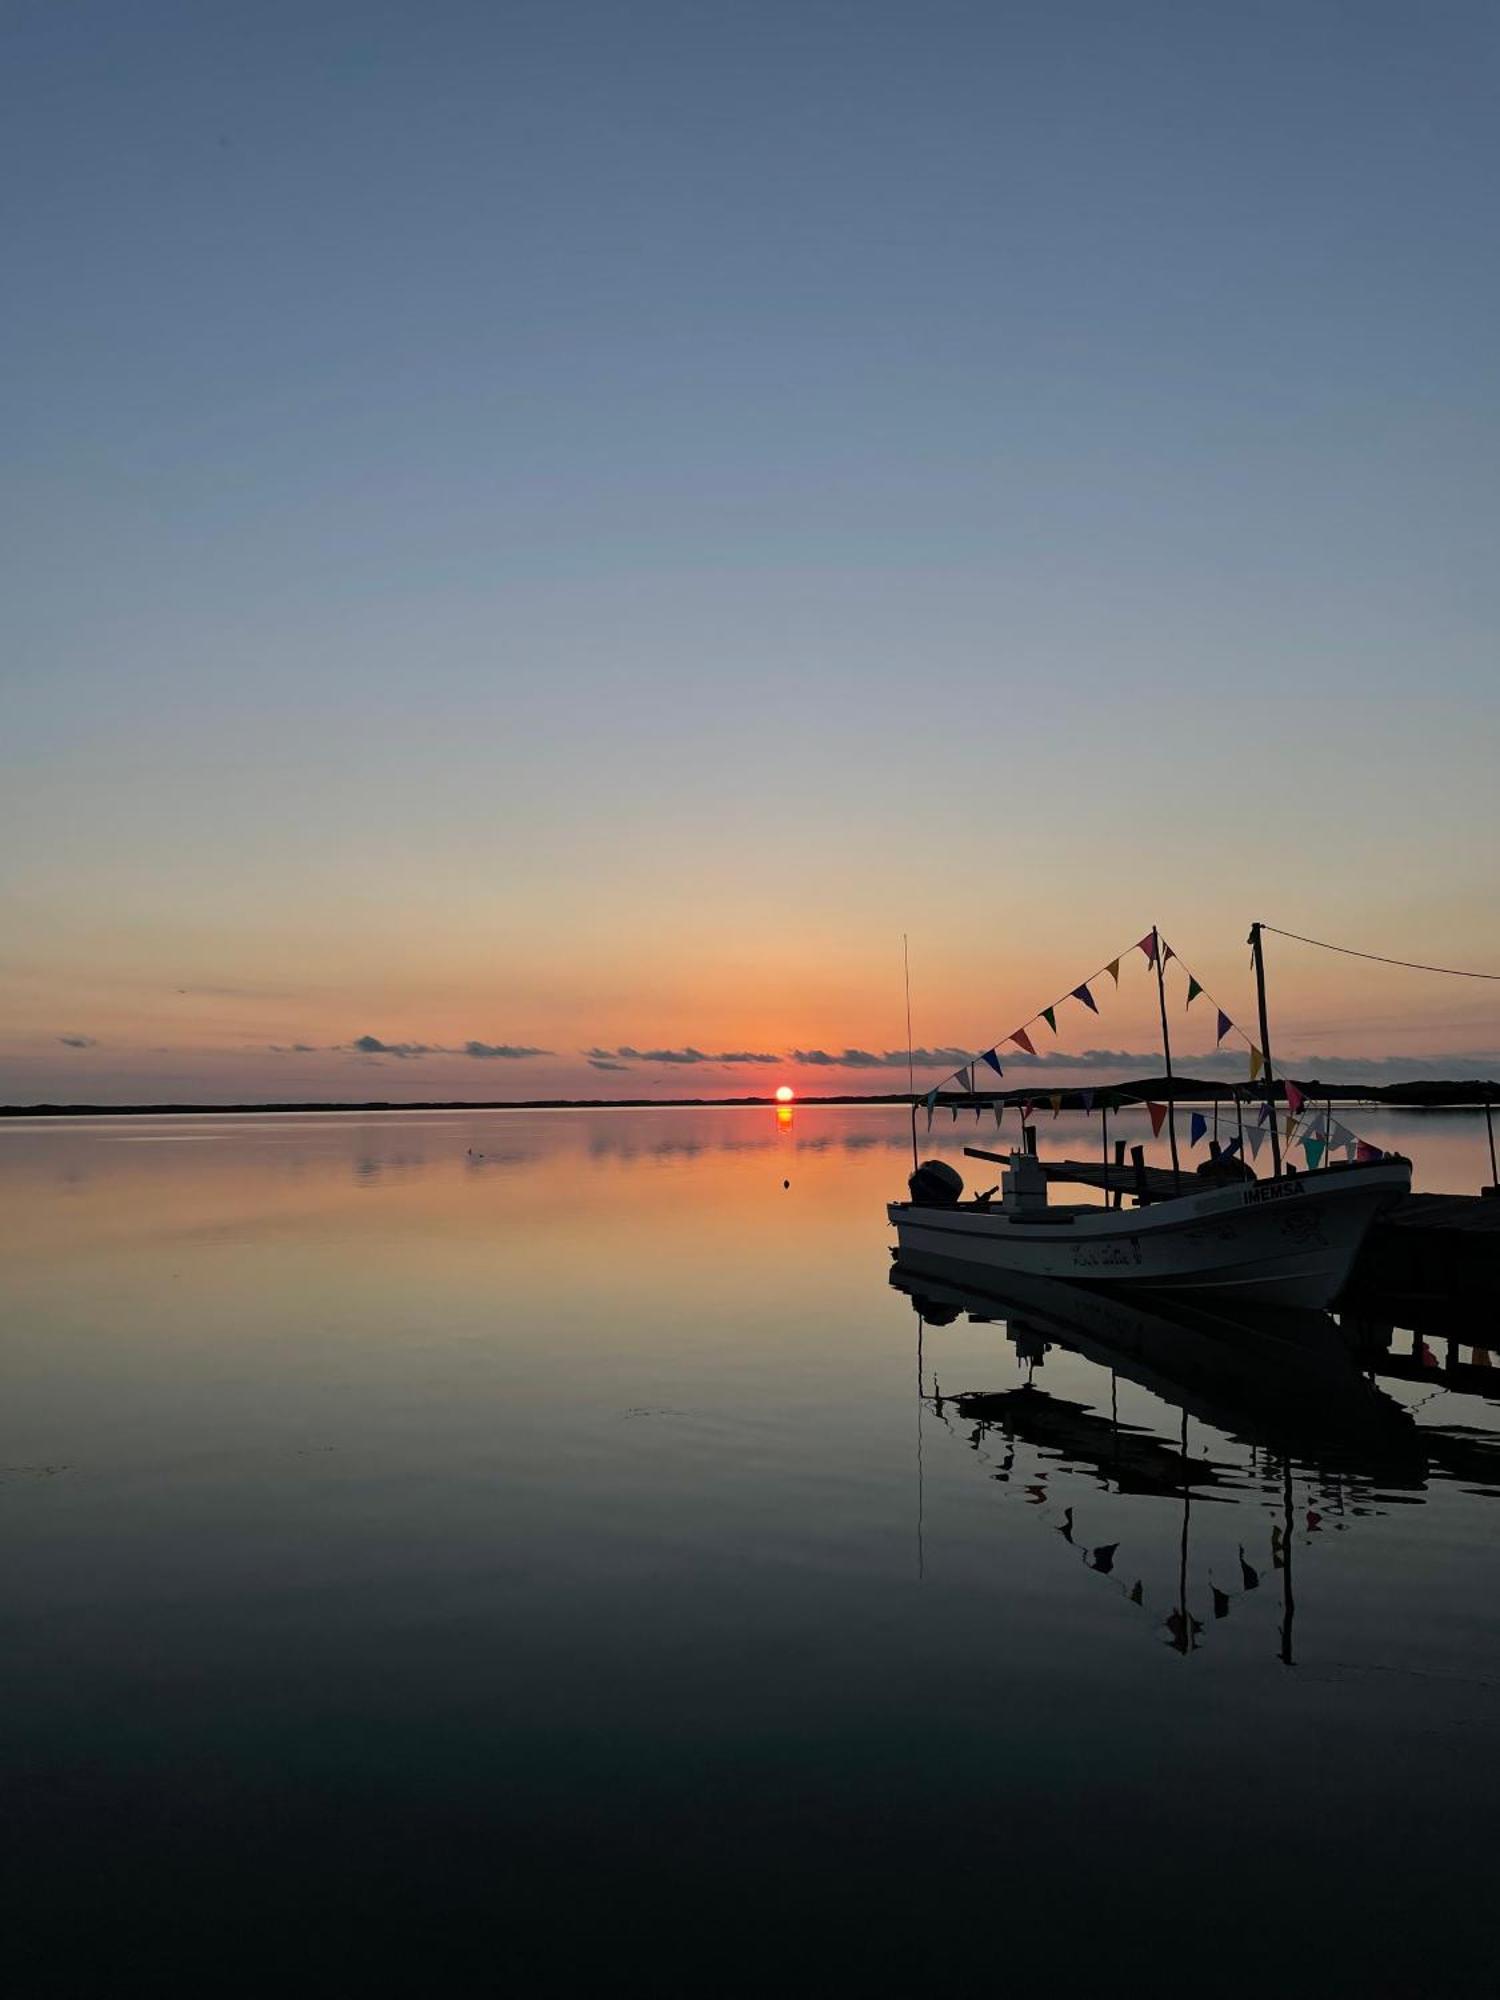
887;1148;1411;1309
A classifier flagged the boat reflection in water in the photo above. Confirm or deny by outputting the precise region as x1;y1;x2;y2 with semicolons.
890;1259;1498;1662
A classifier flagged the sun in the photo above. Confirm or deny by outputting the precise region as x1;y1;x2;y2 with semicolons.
775;1085;795;1103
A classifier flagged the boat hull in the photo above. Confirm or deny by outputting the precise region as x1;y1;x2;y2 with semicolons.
888;1162;1410;1310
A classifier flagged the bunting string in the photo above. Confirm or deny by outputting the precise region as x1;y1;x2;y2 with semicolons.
923;922;1390;1166
931;931;1159;1104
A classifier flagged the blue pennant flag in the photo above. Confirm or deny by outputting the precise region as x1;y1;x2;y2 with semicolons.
1189;1112;1208;1147
981;1049;1005;1077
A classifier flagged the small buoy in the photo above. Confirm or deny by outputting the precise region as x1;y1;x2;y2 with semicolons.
783;1178;790;1189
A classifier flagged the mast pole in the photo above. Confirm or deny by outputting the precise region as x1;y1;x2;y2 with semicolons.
1152;926;1182;1190
1248;921;1284;1178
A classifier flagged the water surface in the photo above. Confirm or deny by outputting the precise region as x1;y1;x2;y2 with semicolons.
3;1105;1496;1994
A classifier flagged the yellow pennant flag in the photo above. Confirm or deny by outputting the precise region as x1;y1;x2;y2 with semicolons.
1248;1047;1264;1082
1105;958;1121;985
1049;1091;1063;1116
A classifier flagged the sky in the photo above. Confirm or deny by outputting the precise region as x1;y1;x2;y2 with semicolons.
3;0;1497;1103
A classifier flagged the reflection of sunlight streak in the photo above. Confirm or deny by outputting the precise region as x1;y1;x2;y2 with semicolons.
775;1104;793;1131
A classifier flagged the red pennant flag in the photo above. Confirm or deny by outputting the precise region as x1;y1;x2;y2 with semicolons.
1285;1080;1306;1115
1146;1102;1168;1138
1137;929;1158;966
1071;982;1098;1014
1162;943;1176;964
1010;1028;1036;1056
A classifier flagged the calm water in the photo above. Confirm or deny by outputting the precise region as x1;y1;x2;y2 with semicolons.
3;1104;1497;1995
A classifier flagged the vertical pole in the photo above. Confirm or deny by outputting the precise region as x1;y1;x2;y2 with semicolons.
903;933;918;1174
1485;1097;1498;1190
1279;1460;1296;1668
1152;928;1182;1189
1249;921;1284;1179
1101;1098;1110;1210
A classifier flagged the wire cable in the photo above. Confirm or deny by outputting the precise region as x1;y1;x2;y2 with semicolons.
1262;925;1500;981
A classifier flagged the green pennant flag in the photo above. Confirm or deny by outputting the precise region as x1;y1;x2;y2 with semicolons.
1185;977;1202;1007
1041;1006;1057;1034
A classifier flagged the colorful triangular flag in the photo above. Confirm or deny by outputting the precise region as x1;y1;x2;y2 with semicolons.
1216;1010;1232;1046
1071;983;1098;1014
980;1048;1004;1077
1049;1092;1063;1116
1247;1126;1265;1160
1040;1006;1057;1034
1285;1080;1306;1115
1010;1028;1035;1057
1185;978;1202;1007
1137;930;1158;966
1189;1112;1207;1147
1081;1089;1095;1112
1105;958;1121;986
1249;1047;1264;1082
1303;1137;1325;1169
1146;1102;1168;1138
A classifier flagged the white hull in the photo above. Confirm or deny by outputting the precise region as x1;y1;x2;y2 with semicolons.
888;1162;1409;1310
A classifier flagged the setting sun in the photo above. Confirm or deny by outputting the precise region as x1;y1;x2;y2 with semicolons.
775;1085;795;1103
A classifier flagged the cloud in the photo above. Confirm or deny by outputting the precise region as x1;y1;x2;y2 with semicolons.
790;1047;971;1070
610;1046;779;1066
58;1034;97;1049
588;1058;631;1072
336;1036;550;1061
267;1043;318;1054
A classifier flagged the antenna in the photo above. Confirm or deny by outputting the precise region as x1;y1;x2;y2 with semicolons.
903;933;918;1172
902;932;915;1098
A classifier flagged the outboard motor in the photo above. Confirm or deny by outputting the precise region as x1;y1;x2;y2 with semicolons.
908;1158;964;1206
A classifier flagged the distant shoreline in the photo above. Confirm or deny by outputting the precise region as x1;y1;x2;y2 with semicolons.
2;1079;1494;1118
0;1094;916;1118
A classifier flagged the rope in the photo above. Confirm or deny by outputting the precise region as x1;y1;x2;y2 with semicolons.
1262;925;1500;982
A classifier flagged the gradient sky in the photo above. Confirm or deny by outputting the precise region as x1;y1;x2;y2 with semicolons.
4;0;1497;1102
